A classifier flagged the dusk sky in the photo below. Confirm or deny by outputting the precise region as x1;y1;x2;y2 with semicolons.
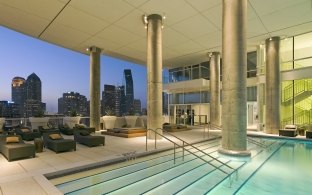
0;26;151;113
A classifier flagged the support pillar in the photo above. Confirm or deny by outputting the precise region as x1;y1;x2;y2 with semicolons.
89;46;101;131
146;14;163;139
265;37;281;134
219;0;250;157
257;45;265;131
209;52;221;127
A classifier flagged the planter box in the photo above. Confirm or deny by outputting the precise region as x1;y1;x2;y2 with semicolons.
102;116;116;129
29;117;49;130
0;118;5;130
63;117;81;129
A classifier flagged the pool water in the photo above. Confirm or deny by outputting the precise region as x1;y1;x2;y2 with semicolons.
51;137;312;195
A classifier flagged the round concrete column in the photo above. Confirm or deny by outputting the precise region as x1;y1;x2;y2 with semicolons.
89;46;101;131
209;52;221;127
219;0;250;157
265;36;281;134
146;14;163;139
257;44;265;131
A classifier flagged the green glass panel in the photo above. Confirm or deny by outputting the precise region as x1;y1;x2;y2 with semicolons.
281;81;293;126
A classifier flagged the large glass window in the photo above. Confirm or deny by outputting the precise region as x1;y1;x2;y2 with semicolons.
169;93;184;104
281;37;294;71
294;32;312;69
200;61;209;79
294;78;312;125
201;91;210;103
192;65;199;79
247;86;257;101
185;92;200;103
281;81;294;126
247;51;257;78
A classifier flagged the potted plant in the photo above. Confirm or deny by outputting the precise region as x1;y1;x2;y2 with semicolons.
0;118;5;131
29;109;49;130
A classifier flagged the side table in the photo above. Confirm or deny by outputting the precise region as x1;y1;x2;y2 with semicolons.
34;138;44;153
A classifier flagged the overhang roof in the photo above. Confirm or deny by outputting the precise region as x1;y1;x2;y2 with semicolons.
0;0;311;68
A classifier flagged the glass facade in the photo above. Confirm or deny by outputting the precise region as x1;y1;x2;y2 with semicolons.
281;79;312;127
280;31;312;127
281;32;312;71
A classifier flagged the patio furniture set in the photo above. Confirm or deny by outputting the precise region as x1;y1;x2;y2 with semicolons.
0;123;104;162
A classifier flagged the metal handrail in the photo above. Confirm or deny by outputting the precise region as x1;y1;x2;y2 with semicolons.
163;128;234;172
247;137;269;148
146;128;231;175
209;123;222;130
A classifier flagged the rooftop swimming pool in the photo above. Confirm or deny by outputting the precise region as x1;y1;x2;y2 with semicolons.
50;137;312;194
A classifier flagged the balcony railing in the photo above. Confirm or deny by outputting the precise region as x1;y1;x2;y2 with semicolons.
2;116;91;128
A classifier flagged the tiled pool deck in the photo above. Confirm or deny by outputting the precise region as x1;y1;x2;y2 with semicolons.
0;128;308;195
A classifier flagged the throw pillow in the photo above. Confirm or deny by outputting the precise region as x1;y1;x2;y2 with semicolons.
75;124;86;129
49;133;62;140
21;128;30;133
6;136;19;143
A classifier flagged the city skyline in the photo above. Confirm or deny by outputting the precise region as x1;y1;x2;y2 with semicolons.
0;26;148;113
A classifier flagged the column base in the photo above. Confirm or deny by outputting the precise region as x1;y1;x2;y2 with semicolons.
218;148;251;158
147;129;163;140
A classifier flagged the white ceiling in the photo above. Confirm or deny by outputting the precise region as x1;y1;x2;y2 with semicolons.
0;0;311;68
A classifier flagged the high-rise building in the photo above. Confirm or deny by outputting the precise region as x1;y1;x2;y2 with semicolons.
58;92;88;116
11;76;26;116
101;85;116;116
23;73;45;117
124;69;134;115
133;99;141;115
115;85;126;116
0;101;20;118
26;73;41;101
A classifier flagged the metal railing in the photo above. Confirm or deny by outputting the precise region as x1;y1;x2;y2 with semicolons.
247;137;270;149
163;129;235;174
145;128;234;176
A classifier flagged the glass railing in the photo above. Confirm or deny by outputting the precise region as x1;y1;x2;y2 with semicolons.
2;116;91;129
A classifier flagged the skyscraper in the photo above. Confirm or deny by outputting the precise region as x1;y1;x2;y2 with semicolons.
124;69;134;115
115;85;126;116
11;76;26;116
101;85;116;116
0;101;20;118
133;99;141;115
58;92;88;116
26;73;41;101
23;73;45;117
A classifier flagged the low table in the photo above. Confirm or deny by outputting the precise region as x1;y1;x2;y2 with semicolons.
306;131;312;139
279;129;297;137
34;138;44;153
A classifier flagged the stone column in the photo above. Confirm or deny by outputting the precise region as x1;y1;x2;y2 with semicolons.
146;14;163;139
219;0;250;156
257;45;265;131
265;37;281;134
89;46;101;131
209;52;221;127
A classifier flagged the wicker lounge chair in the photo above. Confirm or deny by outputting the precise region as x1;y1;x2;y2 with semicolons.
0;135;35;161
42;132;76;153
279;125;298;137
59;124;74;135
14;126;41;141
74;130;105;147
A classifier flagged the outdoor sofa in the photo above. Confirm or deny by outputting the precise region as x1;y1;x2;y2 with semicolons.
14;126;41;141
42;132;76;153
74;130;105;147
0;134;35;161
279;125;298;137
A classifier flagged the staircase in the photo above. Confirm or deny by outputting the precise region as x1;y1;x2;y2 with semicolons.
282;79;312;126
54;137;282;195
